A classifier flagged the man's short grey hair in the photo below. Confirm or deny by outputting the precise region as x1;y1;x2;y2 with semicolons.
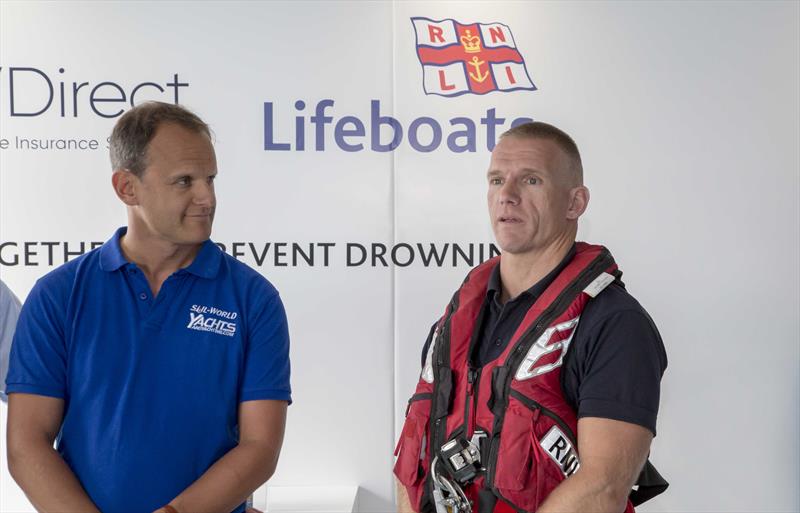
109;101;211;177
500;121;583;185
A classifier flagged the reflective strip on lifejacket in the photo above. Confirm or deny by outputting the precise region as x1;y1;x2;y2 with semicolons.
515;317;580;381
582;271;615;298
421;333;436;384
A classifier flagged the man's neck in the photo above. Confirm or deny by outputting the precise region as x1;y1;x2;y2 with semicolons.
120;226;202;296
498;236;575;303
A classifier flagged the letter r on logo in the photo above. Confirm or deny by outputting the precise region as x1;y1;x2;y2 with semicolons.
428;25;445;43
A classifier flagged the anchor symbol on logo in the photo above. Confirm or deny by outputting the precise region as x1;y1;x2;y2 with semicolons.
468;56;489;83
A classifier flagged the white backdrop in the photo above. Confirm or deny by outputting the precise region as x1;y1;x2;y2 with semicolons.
1;1;798;512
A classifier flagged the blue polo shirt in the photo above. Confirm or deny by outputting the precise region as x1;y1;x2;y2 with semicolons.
6;228;291;513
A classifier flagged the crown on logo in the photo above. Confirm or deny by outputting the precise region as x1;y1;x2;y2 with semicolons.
460;30;481;53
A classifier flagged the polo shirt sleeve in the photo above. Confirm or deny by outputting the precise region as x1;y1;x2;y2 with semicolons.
0;282;22;402
5;278;69;399
240;290;291;404
574;309;667;435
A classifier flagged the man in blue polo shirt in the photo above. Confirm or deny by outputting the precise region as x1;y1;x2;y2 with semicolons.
6;102;290;513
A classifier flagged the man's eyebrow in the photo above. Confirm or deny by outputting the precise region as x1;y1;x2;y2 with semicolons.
168;169;215;178
487;168;545;177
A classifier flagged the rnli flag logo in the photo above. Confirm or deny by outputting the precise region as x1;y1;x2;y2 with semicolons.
411;17;537;97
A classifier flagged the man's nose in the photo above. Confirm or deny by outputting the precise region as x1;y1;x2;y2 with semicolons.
193;181;215;207
498;180;520;205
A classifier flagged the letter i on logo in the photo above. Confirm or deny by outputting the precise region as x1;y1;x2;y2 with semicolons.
505;66;516;85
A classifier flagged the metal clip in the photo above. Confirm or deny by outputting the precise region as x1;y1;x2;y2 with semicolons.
431;456;472;513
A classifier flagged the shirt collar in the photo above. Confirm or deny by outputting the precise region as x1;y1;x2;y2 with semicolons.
98;226;222;279
487;243;578;305
98;227;129;272
183;239;223;279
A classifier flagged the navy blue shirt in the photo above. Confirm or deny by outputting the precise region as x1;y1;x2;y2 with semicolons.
6;228;291;513
422;246;667;435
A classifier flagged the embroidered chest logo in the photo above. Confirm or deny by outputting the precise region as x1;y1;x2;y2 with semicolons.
187;304;238;337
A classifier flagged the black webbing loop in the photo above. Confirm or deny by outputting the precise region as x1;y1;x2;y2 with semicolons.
629;459;669;506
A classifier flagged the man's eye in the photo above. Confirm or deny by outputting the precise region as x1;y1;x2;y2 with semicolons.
525;177;540;185
489;177;502;185
176;177;191;186
207;175;217;184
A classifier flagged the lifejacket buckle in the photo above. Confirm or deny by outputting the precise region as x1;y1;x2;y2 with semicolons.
440;437;481;484
469;430;488;468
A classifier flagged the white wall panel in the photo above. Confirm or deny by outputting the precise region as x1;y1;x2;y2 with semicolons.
1;1;798;512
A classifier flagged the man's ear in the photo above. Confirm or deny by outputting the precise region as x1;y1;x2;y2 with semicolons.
111;170;139;206
566;185;590;220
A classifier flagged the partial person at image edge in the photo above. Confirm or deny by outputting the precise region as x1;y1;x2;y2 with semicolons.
0;278;22;402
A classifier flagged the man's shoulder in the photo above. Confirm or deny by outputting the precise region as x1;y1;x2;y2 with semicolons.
29;248;101;300
217;250;280;300
0;280;21;309
12;249;103;334
581;281;655;326
575;280;666;368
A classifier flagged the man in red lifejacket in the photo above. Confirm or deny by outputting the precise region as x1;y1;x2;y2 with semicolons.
395;122;667;513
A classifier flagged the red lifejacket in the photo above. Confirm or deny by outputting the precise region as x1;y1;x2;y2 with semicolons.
394;243;638;513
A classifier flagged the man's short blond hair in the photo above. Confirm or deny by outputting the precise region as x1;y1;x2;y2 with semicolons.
501;122;583;186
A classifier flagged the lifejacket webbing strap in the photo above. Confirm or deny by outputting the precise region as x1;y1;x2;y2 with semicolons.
489;366;510;417
629;459;669;506
477;488;497;513
433;367;453;420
